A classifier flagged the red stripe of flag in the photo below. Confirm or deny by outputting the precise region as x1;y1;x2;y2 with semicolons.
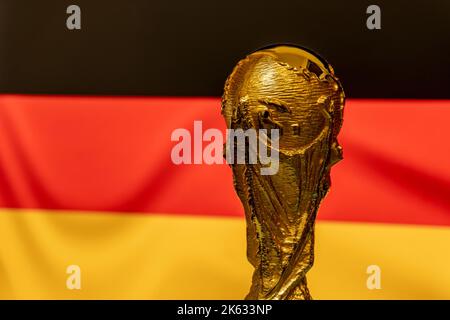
1;95;449;226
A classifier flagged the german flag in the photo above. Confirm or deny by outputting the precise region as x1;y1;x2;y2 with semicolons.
1;1;449;299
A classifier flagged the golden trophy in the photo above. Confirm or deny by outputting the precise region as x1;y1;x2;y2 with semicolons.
222;45;345;300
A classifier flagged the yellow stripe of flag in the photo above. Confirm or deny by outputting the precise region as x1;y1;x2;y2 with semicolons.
1;209;449;299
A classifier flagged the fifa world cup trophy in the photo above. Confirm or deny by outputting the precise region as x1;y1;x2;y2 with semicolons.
222;45;345;300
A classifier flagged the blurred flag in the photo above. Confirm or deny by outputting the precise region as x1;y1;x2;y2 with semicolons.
1;0;450;299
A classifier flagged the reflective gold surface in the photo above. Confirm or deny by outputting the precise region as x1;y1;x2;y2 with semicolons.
222;45;345;300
